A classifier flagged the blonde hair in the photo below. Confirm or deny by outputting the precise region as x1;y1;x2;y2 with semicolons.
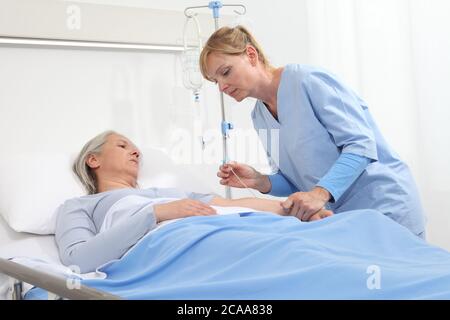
73;130;117;195
200;25;272;81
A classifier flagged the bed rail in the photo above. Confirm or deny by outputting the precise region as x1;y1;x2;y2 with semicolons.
0;257;120;300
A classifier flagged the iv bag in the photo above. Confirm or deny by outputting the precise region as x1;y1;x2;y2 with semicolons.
181;47;203;91
182;15;203;92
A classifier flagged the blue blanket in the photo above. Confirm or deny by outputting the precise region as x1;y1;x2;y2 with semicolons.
79;210;450;299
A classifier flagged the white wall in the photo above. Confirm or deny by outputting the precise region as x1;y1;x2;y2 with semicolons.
1;0;449;249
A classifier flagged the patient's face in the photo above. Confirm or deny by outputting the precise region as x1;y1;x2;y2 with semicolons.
89;134;141;180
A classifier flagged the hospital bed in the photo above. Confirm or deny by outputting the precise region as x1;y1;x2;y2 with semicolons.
2;148;450;300
1;117;450;300
3;203;450;300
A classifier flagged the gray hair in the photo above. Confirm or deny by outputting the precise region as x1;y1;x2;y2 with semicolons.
73;130;118;195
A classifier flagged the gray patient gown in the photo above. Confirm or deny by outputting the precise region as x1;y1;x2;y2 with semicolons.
55;187;214;273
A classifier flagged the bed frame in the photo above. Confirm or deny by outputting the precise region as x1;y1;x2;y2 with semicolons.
0;257;120;300
0;258;121;300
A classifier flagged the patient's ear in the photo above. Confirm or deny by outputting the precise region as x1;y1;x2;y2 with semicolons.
86;154;101;169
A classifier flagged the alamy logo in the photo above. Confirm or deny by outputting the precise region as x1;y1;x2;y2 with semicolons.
366;265;381;290
66;5;81;30
66;265;81;290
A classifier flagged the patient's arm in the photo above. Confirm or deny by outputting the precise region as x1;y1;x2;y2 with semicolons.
210;196;285;215
55;203;156;273
209;196;333;221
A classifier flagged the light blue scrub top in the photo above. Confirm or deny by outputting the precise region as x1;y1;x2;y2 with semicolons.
251;64;426;235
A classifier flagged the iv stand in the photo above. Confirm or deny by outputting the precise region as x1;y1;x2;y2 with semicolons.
184;2;247;199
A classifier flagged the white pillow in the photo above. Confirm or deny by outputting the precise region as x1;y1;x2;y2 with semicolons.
0;148;210;235
0;152;84;235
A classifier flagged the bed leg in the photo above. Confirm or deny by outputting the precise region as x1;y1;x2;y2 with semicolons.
12;279;23;300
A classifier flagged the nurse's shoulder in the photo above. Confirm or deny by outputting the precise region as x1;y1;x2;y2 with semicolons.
285;64;335;82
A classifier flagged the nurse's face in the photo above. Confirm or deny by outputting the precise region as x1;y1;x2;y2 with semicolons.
206;49;259;102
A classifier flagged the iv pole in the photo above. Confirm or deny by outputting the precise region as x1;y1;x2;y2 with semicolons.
184;2;247;199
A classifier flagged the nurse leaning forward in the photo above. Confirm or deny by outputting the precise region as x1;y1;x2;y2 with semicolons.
199;25;426;238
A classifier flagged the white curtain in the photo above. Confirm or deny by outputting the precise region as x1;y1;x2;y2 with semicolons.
302;0;450;248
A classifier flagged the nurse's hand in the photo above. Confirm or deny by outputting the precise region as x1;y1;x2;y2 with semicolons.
281;187;331;221
217;161;271;193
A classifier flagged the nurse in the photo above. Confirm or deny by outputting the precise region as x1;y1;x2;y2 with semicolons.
199;25;426;238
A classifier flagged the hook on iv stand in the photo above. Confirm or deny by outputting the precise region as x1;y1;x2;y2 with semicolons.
184;3;246;19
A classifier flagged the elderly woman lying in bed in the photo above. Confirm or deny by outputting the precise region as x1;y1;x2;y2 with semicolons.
55;131;332;273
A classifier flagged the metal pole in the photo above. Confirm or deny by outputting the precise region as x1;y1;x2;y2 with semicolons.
184;2;246;199
213;16;232;199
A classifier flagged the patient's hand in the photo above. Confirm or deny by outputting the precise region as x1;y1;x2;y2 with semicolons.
154;199;217;223
208;196;333;222
307;209;334;221
264;200;333;221
278;202;333;222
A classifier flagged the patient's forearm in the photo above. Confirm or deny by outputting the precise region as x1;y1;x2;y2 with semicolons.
210;196;284;215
